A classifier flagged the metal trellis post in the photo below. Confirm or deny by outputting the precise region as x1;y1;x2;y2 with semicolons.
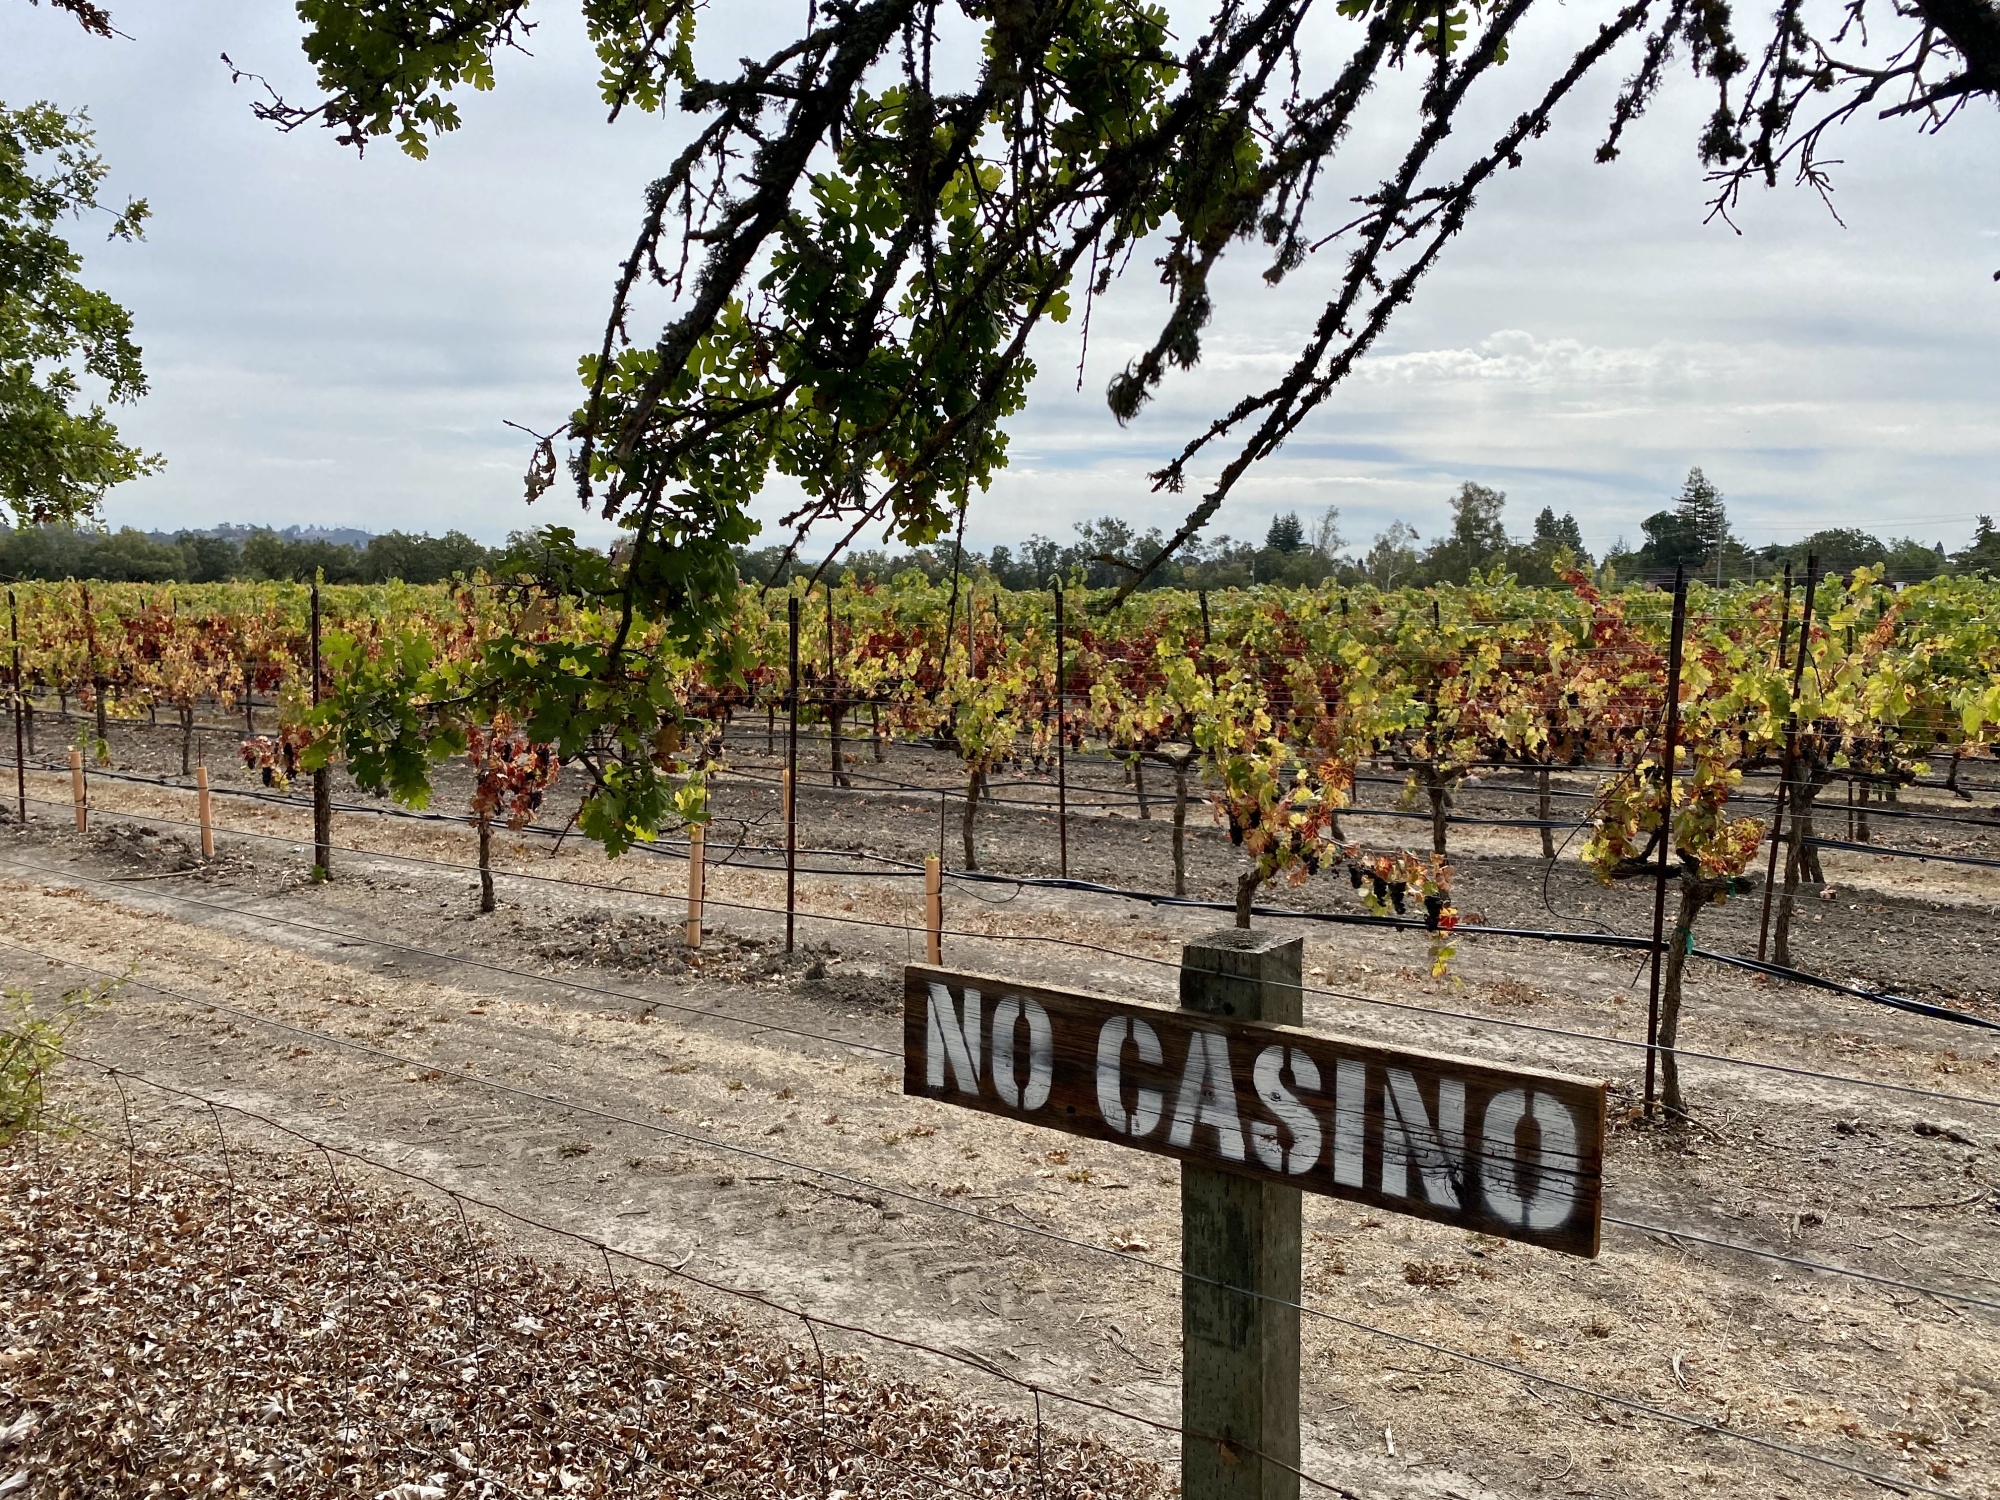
786;594;800;955
8;590;24;825
1758;554;1820;962
1643;567;1688;1120
311;581;332;877
1054;584;1068;879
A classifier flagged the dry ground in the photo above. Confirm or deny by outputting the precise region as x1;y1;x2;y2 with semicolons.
0;722;1997;1498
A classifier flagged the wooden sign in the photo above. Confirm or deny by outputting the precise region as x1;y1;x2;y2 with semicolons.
903;964;1606;1257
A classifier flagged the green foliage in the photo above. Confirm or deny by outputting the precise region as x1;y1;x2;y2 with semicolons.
0;101;160;527
248;0;1988;823
1958;516;2000;576
242;530;363;583
1422;483;1510;585
0;523;501;583
1265;512;1304;554
0;979;110;1140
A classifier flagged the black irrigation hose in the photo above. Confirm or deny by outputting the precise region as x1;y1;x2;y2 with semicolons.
15;803;2000;1114
1699;950;2000;1032
3;757;930;880
16;759;1999;1037
940;868;2000;1035
1806;835;2000;872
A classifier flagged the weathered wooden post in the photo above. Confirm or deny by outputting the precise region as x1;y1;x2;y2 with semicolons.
1179;928;1302;1500
196;765;215;860
70;746;86;832
686;823;705;949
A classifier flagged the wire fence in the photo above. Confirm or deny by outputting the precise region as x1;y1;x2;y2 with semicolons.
9;966;1987;1499
7;809;2000;1111
10;753;1998;1039
5;895;1998;1318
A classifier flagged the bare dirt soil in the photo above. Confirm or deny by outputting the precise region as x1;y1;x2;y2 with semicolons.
2;719;1998;1499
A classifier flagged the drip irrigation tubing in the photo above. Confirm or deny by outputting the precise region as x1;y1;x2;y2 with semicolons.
16;931;2000;1320
10;766;1999;1038
11;953;1992;1498
1805;835;2000;871
4;835;1998;1116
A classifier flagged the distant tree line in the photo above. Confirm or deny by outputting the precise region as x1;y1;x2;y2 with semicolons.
741;470;2000;593
1606;468;1992;586
0;524;502;585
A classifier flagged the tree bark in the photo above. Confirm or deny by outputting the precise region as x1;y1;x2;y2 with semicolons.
828;700;849;787
1772;773;1825;965
1131;753;1151;819
961;765;984;871
1912;0;2000;100
1234;868;1261;928
1657;880;1710;1121
1427;777;1449;857
1855;778;1870;844
1172;760;1189;897
478;814;496;913
1538;764;1555;859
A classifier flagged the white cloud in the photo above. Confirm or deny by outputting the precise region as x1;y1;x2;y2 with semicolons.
3;0;1994;559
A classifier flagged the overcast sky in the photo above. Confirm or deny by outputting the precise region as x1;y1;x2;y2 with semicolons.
5;0;1996;560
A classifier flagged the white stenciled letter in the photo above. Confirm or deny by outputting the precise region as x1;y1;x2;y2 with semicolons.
990;995;1054;1111
1331;1057;1365;1187
1481;1089;1581;1233
1250;1046;1322;1175
1095;1016;1164;1136
1167;1030;1245;1162
1381;1070;1465;1208
925;983;981;1094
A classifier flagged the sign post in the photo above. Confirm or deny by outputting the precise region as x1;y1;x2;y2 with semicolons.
1180;928;1302;1499
902;942;1606;1496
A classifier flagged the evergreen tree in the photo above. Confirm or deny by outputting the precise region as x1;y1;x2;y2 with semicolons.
1675;468;1733;565
1531;506;1589;562
1265;512;1304;553
1960;515;2000;574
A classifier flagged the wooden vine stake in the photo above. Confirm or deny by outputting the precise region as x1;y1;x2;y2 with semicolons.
923;855;942;965
686;824;705;949
69;747;85;833
196;766;215;860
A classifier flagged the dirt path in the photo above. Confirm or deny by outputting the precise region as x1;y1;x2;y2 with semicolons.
4;776;1999;1497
